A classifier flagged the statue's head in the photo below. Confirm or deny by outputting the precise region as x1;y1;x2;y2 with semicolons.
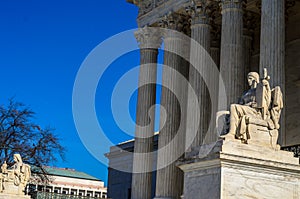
13;154;22;164
247;72;259;87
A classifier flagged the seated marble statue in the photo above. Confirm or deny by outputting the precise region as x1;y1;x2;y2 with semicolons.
222;69;283;149
0;154;31;195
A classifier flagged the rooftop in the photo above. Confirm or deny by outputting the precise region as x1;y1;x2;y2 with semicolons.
36;167;101;182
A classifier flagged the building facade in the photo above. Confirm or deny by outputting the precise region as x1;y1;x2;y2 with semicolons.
105;134;159;199
28;167;107;198
107;0;300;198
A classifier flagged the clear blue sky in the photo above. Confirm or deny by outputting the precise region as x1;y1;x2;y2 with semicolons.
0;0;142;185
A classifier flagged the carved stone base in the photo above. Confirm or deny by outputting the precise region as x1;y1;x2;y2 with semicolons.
0;193;30;199
178;140;300;199
1;180;25;196
247;124;279;150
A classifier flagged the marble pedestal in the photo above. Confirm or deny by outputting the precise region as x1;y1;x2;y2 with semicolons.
178;140;300;199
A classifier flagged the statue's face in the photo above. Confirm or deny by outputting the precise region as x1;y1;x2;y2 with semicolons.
247;76;256;86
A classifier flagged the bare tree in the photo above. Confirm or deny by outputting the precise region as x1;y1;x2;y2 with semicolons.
0;98;65;179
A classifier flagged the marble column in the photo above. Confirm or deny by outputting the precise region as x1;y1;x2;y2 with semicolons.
186;3;212;148
260;0;285;89
260;0;285;144
131;27;161;199
154;13;188;199
219;0;244;106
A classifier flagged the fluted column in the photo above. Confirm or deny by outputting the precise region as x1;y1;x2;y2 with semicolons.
186;1;212;148
220;0;244;106
154;13;188;199
260;0;285;88
260;0;285;144
260;0;285;89
131;27;161;199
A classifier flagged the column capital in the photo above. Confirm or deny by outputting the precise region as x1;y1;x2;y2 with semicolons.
158;12;188;32
220;0;245;13
186;0;214;26
135;26;162;49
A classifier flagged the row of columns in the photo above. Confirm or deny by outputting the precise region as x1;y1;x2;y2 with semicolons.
131;0;285;198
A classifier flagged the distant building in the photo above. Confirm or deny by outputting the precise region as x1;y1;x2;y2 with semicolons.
105;134;159;199
28;167;107;198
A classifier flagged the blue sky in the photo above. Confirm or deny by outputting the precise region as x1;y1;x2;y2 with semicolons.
0;0;144;184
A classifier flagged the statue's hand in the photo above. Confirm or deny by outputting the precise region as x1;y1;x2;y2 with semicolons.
245;102;257;107
251;102;257;108
262;79;269;86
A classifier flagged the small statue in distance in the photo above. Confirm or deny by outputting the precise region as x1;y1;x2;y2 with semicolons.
0;154;31;196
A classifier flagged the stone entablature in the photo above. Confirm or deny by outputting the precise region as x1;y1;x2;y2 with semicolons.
128;0;191;27
128;0;267;27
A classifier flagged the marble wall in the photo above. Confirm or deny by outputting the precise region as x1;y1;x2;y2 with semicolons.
222;165;300;199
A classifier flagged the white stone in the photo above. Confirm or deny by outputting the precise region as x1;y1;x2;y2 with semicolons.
0;193;30;199
178;140;300;199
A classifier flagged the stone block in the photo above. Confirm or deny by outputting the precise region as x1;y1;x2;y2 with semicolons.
178;140;300;199
0;193;30;199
